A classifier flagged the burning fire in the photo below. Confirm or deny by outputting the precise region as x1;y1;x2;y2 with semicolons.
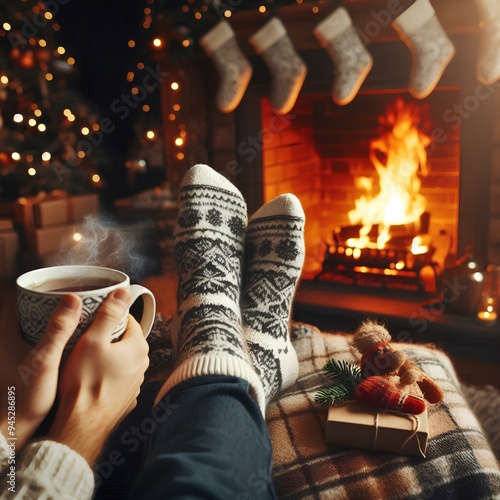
348;98;431;251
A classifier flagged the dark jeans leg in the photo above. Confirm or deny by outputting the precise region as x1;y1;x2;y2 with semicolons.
128;376;278;500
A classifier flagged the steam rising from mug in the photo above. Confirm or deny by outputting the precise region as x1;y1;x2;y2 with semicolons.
46;214;158;282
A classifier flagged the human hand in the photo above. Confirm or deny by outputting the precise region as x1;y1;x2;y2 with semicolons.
47;288;150;465
0;294;82;449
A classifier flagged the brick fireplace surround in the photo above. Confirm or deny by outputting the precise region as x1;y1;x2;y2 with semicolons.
160;0;500;365
163;0;500;267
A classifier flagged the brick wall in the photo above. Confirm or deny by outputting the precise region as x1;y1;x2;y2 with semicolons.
260;98;322;275
260;92;461;276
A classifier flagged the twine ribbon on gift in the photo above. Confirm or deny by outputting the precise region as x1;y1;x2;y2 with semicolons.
371;405;427;458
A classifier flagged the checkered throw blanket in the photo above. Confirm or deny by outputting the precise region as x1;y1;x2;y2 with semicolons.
146;317;500;499
267;324;500;500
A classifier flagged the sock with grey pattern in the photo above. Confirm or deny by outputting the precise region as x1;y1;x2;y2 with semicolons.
475;0;500;85
314;7;373;106
154;164;265;411
391;0;455;99
200;21;253;113
249;18;307;114
241;194;305;404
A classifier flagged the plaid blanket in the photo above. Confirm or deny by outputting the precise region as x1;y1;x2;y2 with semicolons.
267;324;500;500
146;317;500;499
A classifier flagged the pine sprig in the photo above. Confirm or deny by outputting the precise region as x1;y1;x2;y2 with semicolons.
314;359;364;407
315;385;352;406
323;359;363;386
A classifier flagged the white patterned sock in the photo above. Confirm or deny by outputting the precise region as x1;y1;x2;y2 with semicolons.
242;194;305;404
475;0;500;85
154;164;265;411
200;21;253;113
314;7;373;106
250;18;307;114
392;0;455;99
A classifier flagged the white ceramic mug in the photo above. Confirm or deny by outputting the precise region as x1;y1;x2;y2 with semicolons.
17;265;156;345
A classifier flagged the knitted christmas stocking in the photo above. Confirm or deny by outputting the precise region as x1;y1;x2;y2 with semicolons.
249;18;307;114
241;194;305;404
475;0;500;85
154;164;265;411
200;21;253;113
313;7;373;106
391;0;455;99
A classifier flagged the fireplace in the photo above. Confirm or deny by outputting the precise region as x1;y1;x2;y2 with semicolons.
159;1;499;294
220;34;498;292
256;91;463;290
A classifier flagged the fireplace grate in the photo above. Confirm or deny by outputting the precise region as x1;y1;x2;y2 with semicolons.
317;242;439;291
316;213;439;291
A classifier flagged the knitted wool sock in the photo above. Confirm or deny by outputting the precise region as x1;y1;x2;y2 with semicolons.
313;7;373;106
391;0;455;99
475;0;500;85
249;18;307;114
154;164;265;411
242;194;305;404
200;21;253;113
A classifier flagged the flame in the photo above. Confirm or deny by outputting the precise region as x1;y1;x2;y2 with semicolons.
348;99;431;249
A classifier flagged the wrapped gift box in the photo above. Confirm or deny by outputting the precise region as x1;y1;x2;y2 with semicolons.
71;193;99;222
0;219;20;279
35;224;75;256
325;401;428;457
30;192;99;228
33;195;72;228
16;191;100;225
16;192;100;257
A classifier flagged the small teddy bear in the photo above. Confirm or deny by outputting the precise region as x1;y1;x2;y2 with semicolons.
351;320;443;415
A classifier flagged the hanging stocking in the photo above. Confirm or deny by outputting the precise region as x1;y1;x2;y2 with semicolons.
249;18;307;114
200;20;252;113
391;0;455;99
475;0;500;85
313;7;373;106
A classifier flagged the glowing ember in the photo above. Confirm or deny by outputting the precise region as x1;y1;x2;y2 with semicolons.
348;98;431;249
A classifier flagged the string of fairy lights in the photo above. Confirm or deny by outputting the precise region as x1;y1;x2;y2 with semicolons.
0;2;109;199
122;0;322;178
1;0;324;196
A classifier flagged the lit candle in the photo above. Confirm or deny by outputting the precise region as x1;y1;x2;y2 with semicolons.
477;298;498;323
477;310;497;322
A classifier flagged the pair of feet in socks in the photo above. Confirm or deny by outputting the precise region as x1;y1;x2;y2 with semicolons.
155;164;305;413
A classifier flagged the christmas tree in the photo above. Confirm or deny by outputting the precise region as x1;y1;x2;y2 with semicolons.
0;0;110;202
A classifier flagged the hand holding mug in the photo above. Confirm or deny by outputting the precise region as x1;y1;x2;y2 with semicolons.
0;294;83;449
47;289;150;465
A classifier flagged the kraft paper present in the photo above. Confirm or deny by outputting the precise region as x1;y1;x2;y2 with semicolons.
35;224;75;256
0;222;19;279
71;194;99;222
33;195;72;228
17;192;70;251
325;401;428;457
